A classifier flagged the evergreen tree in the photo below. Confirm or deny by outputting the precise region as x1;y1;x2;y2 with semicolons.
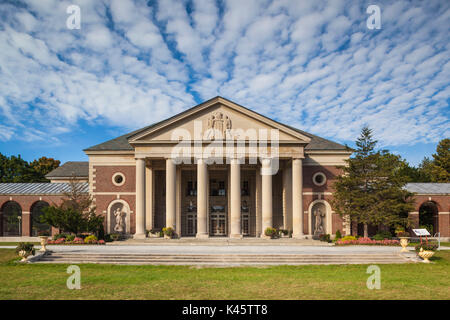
331;126;414;237
429;138;450;182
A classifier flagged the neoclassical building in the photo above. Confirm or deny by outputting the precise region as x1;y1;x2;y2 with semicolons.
0;97;449;239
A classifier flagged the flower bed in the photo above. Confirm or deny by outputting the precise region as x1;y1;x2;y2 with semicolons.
47;237;105;245
336;237;399;246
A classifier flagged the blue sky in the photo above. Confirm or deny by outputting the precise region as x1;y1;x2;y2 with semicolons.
0;0;448;166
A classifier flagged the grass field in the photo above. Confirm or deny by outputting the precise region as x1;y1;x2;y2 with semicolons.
0;249;449;300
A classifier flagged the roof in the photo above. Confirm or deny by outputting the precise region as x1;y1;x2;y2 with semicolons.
45;161;89;178
84;96;349;152
0;182;89;195
405;183;450;194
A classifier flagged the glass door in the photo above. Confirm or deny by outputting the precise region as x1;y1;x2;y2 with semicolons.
210;206;227;236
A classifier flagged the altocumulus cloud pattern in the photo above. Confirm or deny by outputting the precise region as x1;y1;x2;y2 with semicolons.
0;0;449;149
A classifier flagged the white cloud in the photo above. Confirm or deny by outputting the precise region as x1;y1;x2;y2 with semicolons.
0;0;448;150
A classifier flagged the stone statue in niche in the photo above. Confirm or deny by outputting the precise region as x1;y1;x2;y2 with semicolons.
113;207;125;233
313;205;326;236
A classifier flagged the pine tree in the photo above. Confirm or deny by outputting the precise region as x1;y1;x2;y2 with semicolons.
429;138;450;182
331;126;414;237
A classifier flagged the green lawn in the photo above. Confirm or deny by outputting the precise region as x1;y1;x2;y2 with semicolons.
0;249;449;300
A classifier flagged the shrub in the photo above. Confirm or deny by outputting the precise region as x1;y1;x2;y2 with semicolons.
278;229;289;236
264;227;278;238
84;235;98;244
319;234;331;242
73;237;84;243
415;243;438;252
336;237;399;246
15;242;35;255
340;235;357;241
373;231;392;240
335;229;342;240
396;231;410;237
162;227;174;237
53;233;68;240
109;233;123;241
66;234;75;242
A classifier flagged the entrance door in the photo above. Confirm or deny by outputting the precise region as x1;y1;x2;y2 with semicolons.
186;213;197;236
210;208;227;236
209;170;228;236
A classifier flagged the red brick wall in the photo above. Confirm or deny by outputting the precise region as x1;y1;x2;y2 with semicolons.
93;165;136;193
0;195;64;236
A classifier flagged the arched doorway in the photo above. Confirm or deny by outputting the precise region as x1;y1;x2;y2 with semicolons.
30;201;51;236
419;201;439;235
1;201;22;236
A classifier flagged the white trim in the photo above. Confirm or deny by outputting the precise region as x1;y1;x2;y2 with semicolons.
93;192;136;195
438;212;449;215
129;97;311;143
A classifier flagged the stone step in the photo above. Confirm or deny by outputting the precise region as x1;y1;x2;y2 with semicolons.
35;252;415;265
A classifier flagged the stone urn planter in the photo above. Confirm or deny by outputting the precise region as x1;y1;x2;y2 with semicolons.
418;248;435;263
399;237;409;253
39;236;49;252
18;250;30;262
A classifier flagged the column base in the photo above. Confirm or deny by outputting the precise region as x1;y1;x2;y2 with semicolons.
292;233;306;239
196;233;209;239
133;233;147;239
230;234;243;239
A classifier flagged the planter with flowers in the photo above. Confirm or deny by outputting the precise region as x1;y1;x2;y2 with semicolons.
415;244;438;263
162;227;175;239
16;242;35;262
264;227;278;239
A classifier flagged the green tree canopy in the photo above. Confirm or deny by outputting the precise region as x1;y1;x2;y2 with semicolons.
41;179;104;238
331;126;414;237
0;153;60;182
429;138;450;182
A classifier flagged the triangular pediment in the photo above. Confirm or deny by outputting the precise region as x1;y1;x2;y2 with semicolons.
128;97;311;144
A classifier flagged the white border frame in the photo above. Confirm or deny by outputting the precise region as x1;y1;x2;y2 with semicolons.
308;199;332;235
107;199;131;234
312;172;327;186
112;172;126;187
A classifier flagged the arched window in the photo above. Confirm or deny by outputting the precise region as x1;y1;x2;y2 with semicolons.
1;201;22;236
30;201;51;236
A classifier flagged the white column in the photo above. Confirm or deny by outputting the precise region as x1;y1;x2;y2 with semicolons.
166;158;176;231
261;158;273;236
145;163;153;231
134;158;146;239
196;158;209;238
230;158;242;238
282;165;292;230
292;158;304;238
255;168;262;237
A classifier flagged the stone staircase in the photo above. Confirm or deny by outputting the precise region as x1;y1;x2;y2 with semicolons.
35;252;418;266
